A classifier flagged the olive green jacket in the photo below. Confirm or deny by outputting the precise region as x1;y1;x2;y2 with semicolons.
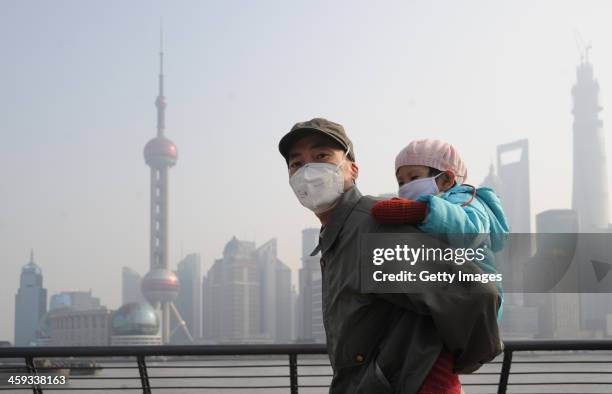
312;186;502;394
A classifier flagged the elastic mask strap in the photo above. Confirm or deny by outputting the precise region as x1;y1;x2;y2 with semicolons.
342;146;351;162
460;184;477;207
336;146;351;170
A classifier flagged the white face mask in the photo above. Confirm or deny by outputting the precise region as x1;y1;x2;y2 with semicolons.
289;157;348;214
398;172;444;200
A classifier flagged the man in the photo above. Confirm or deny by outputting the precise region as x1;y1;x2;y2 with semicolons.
279;118;502;394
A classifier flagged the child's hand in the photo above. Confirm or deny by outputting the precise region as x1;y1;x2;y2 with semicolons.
371;198;428;224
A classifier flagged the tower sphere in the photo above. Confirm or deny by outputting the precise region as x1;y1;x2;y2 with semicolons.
144;136;178;168
112;302;160;336
141;268;180;304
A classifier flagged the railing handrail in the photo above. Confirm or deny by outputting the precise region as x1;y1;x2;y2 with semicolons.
0;344;328;358
502;339;612;351
2;339;612;358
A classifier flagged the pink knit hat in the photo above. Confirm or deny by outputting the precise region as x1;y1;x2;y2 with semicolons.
395;139;468;182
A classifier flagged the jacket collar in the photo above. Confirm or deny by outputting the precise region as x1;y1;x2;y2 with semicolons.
310;185;363;256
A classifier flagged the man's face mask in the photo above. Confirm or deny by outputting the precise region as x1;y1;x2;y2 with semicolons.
289;150;349;214
398;172;444;200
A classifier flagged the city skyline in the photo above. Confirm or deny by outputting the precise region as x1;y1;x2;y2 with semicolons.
5;0;612;341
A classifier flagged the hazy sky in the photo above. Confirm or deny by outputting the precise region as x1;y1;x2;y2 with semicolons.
3;0;612;341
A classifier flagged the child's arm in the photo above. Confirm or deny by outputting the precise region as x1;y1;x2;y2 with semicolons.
371;198;429;224
416;194;487;234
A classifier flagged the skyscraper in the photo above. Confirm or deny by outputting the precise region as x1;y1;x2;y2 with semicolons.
274;259;293;343
482;143;533;337
256;239;293;343
202;237;260;342
49;290;102;311
570;50;612;334
201;237;293;343
14;250;47;346
535;209;581;338
495;139;531;233
140;30;191;344
480;164;503;197
174;254;202;343
297;228;324;343
571;50;609;231
122;267;145;305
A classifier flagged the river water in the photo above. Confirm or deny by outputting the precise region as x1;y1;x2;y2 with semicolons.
2;352;612;393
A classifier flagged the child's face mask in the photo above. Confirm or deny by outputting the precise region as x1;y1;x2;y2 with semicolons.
398;172;444;200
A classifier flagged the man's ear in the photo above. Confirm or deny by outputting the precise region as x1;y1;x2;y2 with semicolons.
350;161;359;183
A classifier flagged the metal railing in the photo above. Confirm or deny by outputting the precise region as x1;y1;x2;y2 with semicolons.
494;340;612;394
0;340;611;393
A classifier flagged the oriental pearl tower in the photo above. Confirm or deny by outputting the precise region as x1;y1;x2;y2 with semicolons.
141;30;193;344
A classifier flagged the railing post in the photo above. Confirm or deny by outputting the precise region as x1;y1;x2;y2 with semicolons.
25;356;43;394
497;349;513;394
289;353;298;394
136;355;151;394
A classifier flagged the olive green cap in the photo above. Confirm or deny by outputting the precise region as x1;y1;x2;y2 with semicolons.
278;117;355;163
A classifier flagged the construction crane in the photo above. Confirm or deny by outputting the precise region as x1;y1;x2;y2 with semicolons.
574;29;592;63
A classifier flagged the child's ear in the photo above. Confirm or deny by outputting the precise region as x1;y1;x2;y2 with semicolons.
441;171;456;189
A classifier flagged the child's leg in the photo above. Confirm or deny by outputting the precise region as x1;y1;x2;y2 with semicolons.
418;350;462;394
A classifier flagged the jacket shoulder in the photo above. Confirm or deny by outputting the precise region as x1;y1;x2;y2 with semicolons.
355;195;381;212
345;195;380;230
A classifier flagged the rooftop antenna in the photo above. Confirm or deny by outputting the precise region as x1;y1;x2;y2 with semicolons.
155;17;166;136
159;17;164;78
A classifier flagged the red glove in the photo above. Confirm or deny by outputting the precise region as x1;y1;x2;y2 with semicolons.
371;198;428;224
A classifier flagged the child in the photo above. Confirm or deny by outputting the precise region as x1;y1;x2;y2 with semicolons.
371;138;509;394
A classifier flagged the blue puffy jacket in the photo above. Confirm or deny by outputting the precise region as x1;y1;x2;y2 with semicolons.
416;185;510;321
